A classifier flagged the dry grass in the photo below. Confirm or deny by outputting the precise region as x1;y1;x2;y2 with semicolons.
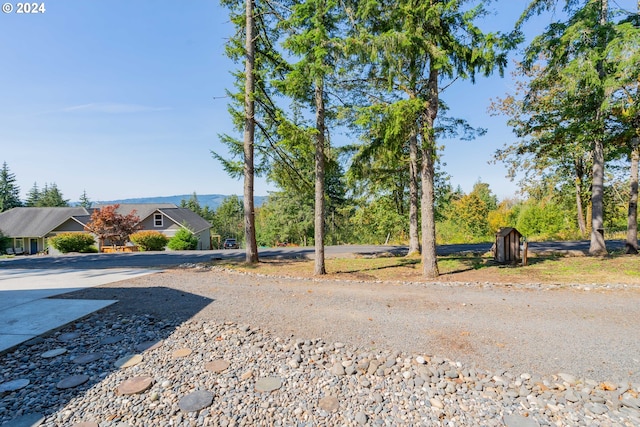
211;251;640;285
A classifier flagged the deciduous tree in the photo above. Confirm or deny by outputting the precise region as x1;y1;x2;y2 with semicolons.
84;204;141;249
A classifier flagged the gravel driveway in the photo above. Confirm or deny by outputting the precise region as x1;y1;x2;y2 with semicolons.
59;266;640;384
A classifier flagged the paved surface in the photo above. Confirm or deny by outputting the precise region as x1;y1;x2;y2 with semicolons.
0;268;156;353
0;240;629;270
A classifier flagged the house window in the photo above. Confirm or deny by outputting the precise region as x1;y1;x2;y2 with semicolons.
14;238;24;250
154;213;163;227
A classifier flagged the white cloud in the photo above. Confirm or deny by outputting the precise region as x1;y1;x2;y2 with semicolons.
61;103;171;114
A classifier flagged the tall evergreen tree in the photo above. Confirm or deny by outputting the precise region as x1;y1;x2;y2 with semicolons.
38;183;69;207
78;190;92;209
279;0;345;275
0;162;22;212
217;0;292;263
241;0;259;263
25;182;41;207
352;0;513;277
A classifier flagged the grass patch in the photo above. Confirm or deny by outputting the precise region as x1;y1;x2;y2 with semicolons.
211;252;640;285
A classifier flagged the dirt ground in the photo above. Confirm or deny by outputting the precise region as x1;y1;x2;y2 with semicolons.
58;264;640;385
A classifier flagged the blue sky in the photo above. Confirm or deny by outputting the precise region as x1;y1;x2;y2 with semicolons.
0;0;617;203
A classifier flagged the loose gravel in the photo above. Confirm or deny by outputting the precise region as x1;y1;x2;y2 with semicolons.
1;265;639;426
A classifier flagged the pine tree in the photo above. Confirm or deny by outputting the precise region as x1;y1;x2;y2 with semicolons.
38;183;69;207
280;0;346;275
25;182;41;207
79;190;92;209
0;162;22;212
217;0;290;263
351;0;514;277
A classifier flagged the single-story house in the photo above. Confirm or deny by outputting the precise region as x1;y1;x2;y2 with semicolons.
0;204;213;255
0;207;89;255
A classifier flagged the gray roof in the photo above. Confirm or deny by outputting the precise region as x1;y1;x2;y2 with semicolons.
159;207;212;233
93;204;211;233
0;204;211;239
0;207;90;238
92;203;177;221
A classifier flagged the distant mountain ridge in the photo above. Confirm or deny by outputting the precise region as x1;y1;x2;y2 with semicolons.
89;194;267;211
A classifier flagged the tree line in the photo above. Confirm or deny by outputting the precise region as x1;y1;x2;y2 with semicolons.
215;0;639;276
0;161;92;210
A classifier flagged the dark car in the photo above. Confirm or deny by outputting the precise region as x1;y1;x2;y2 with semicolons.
223;238;239;249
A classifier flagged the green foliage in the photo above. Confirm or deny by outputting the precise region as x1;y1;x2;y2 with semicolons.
25;182;69;207
488;199;520;234
434;181;500;243
256;192;314;246
454;193;490;239
49;232;96;253
0;230;10;253
167;227;199;250
215;0;289;181
78;190;92;209
180;192;214;222
515;199;573;240
130;231;169;251
349;196;407;245
0;162;22;212
212;195;244;243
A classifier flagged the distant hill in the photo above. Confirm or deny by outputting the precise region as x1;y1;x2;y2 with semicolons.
89;194;267;211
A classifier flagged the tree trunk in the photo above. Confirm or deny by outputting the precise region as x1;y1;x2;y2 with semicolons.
420;67;439;278
314;79;327;275
589;0;608;256
627;0;640;253
575;179;587;237
574;158;587;237
589;136;607;255
626;137;639;254
243;0;259;263
407;126;420;256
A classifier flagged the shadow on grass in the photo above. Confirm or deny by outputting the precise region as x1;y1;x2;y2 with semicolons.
438;254;561;275
334;258;420;274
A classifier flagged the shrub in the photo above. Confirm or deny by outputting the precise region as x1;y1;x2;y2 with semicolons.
49;232;96;253
0;230;10;254
130;230;169;251
167;227;199;250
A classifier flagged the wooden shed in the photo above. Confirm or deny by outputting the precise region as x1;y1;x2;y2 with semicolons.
494;227;523;264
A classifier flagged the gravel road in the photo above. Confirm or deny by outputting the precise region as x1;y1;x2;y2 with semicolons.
60;265;640;385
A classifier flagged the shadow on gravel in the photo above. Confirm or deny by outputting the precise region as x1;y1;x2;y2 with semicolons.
0;286;213;425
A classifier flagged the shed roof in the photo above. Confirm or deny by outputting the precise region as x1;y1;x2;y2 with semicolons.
496;227;521;238
0;207;90;238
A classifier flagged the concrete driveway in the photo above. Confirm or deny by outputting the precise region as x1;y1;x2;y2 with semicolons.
0;268;155;353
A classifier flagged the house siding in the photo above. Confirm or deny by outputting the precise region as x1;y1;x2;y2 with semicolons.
1;205;212;254
55;219;86;233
